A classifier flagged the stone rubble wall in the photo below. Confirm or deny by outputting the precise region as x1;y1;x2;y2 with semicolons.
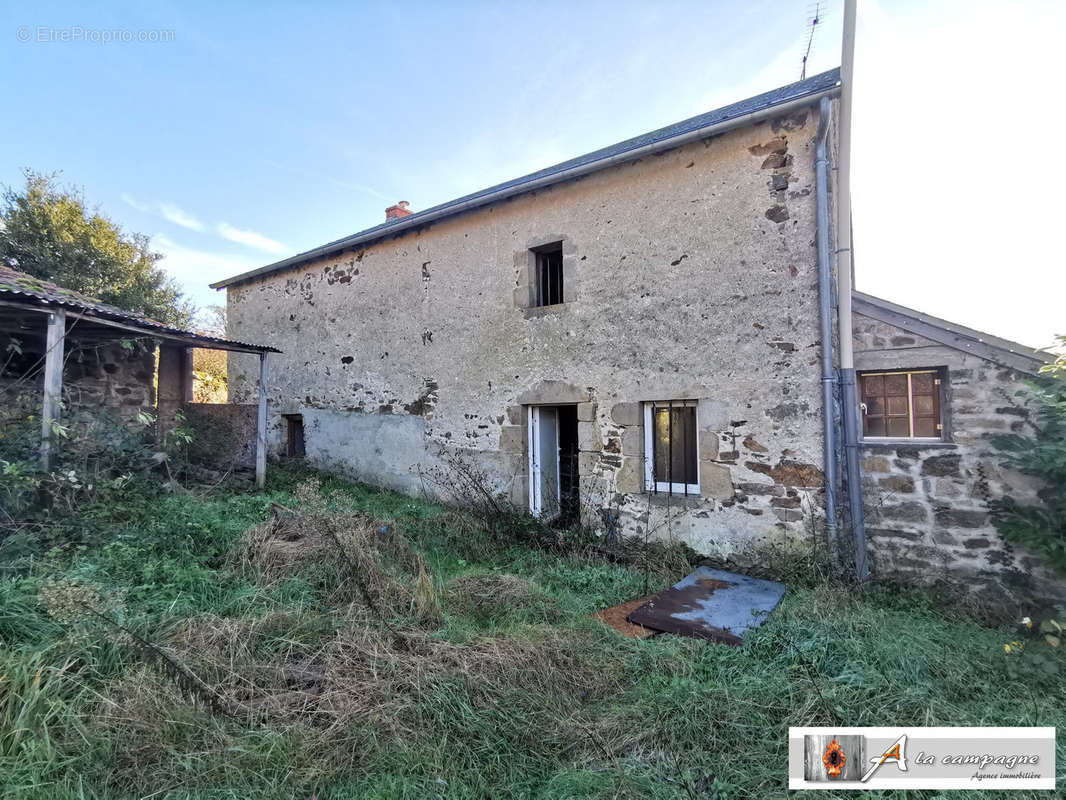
0;337;156;421
182;403;258;470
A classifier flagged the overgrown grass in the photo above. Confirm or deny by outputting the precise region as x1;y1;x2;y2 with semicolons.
0;463;1062;799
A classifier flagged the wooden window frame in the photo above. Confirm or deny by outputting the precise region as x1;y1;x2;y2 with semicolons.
859;368;945;442
643;400;700;494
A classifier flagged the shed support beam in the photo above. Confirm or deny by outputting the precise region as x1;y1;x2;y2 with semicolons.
39;310;67;470
256;352;268;489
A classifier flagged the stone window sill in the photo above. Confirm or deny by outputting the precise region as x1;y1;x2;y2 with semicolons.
647;492;703;509
523;303;569;319
859;439;957;450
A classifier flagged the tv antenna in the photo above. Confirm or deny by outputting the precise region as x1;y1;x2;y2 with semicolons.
800;2;823;80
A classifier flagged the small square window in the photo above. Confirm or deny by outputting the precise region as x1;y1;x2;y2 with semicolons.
533;243;564;307
859;369;944;440
643;400;699;494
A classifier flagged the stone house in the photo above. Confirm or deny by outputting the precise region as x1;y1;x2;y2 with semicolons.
212;70;1057;600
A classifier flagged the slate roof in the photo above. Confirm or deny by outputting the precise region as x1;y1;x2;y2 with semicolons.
853;291;1053;375
0;265;278;353
212;68;841;289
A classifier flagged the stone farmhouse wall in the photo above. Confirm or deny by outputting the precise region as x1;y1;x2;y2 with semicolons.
228;104;833;560
853;312;1063;603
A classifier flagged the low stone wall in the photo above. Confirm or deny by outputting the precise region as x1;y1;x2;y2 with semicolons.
183;403;258;470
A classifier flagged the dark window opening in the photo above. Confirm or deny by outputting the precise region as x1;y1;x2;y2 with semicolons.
533;244;564;307
860;369;943;439
284;414;305;458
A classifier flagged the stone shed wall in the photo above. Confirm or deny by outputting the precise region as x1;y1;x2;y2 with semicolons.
183;403;258;470
0;336;155;420
853;312;1063;603
227;104;833;560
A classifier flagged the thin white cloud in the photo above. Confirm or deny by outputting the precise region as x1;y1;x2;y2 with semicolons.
120;192;152;213
216;222;287;255
262;158;393;202
122;194;287;257
153;234;256;308
159;203;206;232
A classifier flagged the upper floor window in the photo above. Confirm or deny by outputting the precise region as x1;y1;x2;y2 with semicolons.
643;400;699;494
860;369;943;439
533;243;564;307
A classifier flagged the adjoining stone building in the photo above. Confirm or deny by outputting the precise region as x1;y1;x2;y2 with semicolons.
851;292;1059;601
212;69;1057;600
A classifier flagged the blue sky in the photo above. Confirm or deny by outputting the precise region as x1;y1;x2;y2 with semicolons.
4;1;1063;347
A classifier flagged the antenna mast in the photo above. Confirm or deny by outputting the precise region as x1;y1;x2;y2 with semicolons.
801;3;823;80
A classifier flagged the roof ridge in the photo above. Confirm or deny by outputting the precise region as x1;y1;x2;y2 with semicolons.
212;68;841;288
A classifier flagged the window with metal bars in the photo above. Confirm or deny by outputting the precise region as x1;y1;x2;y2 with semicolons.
859;369;944;439
643;400;700;494
533;243;564;307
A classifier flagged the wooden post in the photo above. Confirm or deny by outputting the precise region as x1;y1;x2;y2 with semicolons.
39;310;67;470
182;347;195;403
255;352;268;489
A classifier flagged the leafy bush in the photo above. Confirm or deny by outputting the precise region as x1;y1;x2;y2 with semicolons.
0;404;193;530
989;377;1066;573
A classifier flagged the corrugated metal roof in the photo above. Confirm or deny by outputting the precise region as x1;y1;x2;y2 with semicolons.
212;68;841;289
0;265;279;353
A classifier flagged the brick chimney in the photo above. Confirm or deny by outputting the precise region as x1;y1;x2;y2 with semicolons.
385;201;411;221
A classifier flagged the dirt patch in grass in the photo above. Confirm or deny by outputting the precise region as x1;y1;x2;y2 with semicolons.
591;595;659;639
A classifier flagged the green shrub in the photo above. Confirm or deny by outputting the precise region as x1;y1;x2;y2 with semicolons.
989;377;1066;573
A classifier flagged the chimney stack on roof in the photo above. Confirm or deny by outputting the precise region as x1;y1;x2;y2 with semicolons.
385;201;411;221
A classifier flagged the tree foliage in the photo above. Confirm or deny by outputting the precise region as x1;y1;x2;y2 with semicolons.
0;171;194;326
991;374;1066;573
1041;335;1066;377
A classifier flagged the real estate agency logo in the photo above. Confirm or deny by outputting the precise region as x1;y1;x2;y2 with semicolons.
794;727;1054;790
806;733;908;783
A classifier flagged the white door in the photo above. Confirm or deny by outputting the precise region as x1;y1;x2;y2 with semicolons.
528;406;560;518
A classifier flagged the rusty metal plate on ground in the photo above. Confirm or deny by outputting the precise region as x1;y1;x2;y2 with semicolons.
626;567;786;645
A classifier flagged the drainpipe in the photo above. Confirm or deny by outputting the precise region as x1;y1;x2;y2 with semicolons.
814;96;838;561
837;0;869;581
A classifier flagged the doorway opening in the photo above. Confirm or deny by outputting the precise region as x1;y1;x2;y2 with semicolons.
528;405;579;525
284;414;305;458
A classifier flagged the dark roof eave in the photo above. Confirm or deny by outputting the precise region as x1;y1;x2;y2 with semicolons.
211;69;841;289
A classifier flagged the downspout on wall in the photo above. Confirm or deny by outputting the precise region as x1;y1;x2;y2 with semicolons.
814;96;839;559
